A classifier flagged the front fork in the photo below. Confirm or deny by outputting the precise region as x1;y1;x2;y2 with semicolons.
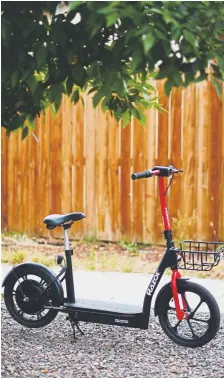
171;270;189;320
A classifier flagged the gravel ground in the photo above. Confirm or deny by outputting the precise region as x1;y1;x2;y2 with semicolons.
1;300;224;378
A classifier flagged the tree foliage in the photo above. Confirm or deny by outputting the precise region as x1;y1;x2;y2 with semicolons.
2;1;224;136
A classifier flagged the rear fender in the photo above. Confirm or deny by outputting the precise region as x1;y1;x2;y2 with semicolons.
2;263;64;305
154;278;189;316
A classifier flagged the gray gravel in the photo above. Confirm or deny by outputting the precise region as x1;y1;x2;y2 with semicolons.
1;300;224;378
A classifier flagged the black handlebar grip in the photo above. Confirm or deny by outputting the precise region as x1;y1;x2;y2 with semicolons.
131;170;152;180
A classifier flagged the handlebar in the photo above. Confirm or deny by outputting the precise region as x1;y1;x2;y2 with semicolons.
131;165;183;180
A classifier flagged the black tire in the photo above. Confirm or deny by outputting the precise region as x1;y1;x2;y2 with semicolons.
4;266;60;328
158;281;220;348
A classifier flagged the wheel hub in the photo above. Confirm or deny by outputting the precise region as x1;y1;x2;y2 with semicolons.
15;279;46;314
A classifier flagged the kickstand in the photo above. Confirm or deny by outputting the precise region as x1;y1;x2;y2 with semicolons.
67;315;84;341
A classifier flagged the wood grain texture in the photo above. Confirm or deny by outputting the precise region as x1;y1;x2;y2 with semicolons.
120;123;131;240
1;81;224;243
95;108;108;240
50;108;62;237
107;115;120;241
169;87;182;232
132;118;145;241
73;100;85;238
1;130;8;230
196;81;209;240
84;94;97;238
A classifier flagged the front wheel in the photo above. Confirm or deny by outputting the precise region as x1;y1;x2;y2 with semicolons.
158;281;220;348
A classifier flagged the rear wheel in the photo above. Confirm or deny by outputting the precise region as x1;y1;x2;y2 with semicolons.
158;281;220;348
4;266;60;328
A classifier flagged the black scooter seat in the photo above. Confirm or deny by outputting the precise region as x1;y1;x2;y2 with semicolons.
43;212;85;230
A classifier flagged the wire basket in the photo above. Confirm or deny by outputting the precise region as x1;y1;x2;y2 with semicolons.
177;240;224;271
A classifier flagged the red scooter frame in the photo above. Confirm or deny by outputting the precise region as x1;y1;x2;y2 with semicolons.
133;166;186;321
158;174;186;321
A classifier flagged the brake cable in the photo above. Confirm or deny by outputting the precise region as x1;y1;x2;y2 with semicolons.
164;174;174;196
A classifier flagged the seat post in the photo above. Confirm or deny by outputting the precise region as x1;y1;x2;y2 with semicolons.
64;226;75;303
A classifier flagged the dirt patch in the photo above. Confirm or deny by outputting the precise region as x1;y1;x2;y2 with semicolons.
1;234;224;279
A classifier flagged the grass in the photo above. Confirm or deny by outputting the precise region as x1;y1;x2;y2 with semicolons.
32;256;55;267
119;241;140;256
123;266;133;273
2;233;223;279
11;250;26;264
84;249;97;271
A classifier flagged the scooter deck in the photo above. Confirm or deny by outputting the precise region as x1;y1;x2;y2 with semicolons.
64;298;143;314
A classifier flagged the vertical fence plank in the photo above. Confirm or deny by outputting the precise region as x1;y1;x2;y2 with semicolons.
36;113;50;237
120;123;131;241
50;109;62;237
169;88;182;222
7;132;18;232
84;95;97;238
107;116;120;241
143;105;157;243
34;118;42;234
207;80;222;240
95;109;108;240
157;81;169;162
1;129;8;230
28;128;37;234
72;101;85;238
132;119;145;242
61;97;73;215
220;83;224;240
17;131;24;232
21;134;29;233
155;81;169;242
195;82;209;240
181;85;196;219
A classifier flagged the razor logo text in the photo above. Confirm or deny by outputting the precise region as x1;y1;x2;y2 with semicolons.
147;271;161;296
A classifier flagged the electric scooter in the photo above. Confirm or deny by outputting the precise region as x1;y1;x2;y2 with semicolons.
2;165;223;348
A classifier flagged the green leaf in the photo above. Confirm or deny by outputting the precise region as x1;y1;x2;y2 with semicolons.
8;114;26;132
21;69;32;81
183;29;195;46
22;126;29;140
164;79;173;96
11;71;19;89
106;13;119;27
68;1;83;12
131;107;141;121
172;72;183;86
131;49;143;71
122;109;131;128
213;78;222;100
92;89;105;108
27;75;38;94
72;89;79;104
57;28;67;49
72;65;87;87
101;97;109;113
50;83;64;110
142;34;156;54
27;116;35;130
50;104;58;119
66;77;74;95
217;55;224;72
36;46;48;68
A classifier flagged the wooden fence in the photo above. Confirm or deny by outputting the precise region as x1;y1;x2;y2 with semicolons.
1;80;224;243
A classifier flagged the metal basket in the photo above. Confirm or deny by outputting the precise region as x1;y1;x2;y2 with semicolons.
176;240;224;271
